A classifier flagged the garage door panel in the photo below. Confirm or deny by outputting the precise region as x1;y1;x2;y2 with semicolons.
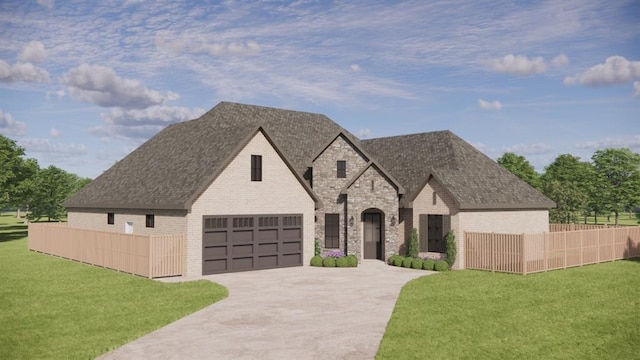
232;257;253;270
282;253;301;266
203;259;227;273
232;230;253;243
204;246;226;258
232;244;253;255
203;214;303;275
258;242;278;253
282;228;301;240
258;229;278;241
204;231;227;246
258;255;278;268
282;241;301;252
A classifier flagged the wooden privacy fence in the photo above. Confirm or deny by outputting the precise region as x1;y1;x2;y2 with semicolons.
28;223;184;278
549;223;608;232
466;226;640;275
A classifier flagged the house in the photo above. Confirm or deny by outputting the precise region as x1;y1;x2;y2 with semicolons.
65;102;554;276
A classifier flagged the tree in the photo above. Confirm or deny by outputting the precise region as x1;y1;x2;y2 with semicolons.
0;135;27;209
497;152;541;189
541;154;593;223
12;158;39;219
406;228;419;258
29;166;77;221
591;148;640;226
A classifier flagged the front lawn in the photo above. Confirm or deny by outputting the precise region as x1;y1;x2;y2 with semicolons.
377;260;639;359
0;213;228;359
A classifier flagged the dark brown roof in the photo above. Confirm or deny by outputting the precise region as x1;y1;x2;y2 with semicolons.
362;131;555;210
66;102;554;211
65;102;347;210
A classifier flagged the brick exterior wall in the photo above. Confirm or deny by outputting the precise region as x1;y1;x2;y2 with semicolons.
411;177;549;269
312;135;368;254
185;131;316;276
345;166;400;261
67;208;187;236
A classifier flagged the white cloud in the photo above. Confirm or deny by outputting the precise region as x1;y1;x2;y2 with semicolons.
19;138;87;155
36;0;54;9
45;89;65;100
0;109;28;136
502;143;553;155
576;135;640;150
89;105;205;140
564;56;640;86
491;54;547;75
551;54;569;67
634;81;640;97
0;60;50;83
61;64;174;109
357;128;372;138
18;41;47;63
351;64;361;72
50;128;62;138
478;99;502;110
198;41;261;56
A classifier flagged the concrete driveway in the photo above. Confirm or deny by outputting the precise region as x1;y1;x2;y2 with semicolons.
98;261;432;360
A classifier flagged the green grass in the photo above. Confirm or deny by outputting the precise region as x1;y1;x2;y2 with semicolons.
577;212;639;226
0;213;228;359
377;261;640;359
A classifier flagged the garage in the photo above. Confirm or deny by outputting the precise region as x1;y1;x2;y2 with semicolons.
202;214;303;274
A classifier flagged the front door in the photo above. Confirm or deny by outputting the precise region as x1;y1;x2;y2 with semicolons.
363;213;382;259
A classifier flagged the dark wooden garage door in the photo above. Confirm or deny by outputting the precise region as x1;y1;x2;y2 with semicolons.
202;214;303;274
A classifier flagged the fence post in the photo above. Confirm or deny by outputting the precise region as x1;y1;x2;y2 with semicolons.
521;234;526;275
611;227;615;262
491;234;495;273
596;228;600;263
563;231;567;269
148;235;153;279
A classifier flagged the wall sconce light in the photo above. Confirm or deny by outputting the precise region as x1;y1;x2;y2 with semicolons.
349;216;354;227
390;215;396;226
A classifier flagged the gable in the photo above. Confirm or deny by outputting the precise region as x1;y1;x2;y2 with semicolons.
191;130;318;212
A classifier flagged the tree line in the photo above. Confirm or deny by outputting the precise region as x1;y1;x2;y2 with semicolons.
1;135;91;222
497;148;640;226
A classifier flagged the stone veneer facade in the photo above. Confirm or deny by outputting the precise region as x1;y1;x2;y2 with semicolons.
345;165;400;260
312;135;401;261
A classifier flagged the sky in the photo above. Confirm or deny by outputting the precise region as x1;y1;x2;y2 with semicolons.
1;0;639;179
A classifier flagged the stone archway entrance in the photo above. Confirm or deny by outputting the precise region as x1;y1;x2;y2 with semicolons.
363;209;384;260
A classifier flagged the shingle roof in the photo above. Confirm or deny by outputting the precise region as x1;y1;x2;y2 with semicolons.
362;131;555;210
66;102;554;211
65;102;349;210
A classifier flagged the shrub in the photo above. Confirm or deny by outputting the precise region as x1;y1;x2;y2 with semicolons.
322;257;336;267
423;258;435;271
388;254;400;265
434;260;450;271
411;258;424;270
310;255;323;267
445;230;457;268
402;257;413;268
336;257;348;267
406;228;419;258
346;254;358;267
393;256;404;267
314;238;321;257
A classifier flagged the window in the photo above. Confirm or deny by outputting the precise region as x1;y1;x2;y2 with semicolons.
419;214;445;253
107;213;114;225
325;214;340;248
146;214;155;228
251;155;262;181
337;160;346;178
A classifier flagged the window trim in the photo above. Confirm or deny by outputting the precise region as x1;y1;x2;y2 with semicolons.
107;212;114;225
145;214;155;228
337;160;346;178
324;213;340;248
251;155;262;181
